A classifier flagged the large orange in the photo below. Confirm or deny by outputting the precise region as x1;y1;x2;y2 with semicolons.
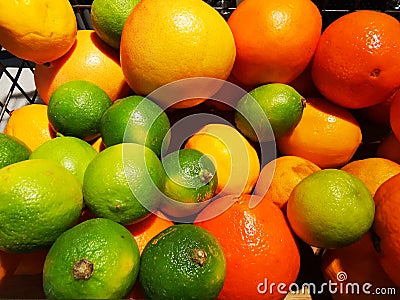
227;0;322;89
195;194;300;299
373;173;400;287
4;104;56;151
277;98;362;168
311;10;400;109
377;133;400;165
34;30;131;104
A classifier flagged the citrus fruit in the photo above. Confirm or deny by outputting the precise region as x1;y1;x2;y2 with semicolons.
390;88;400;142
83;143;165;225
277;98;362;168
91;0;140;49
0;159;83;253
0;133;31;169
227;0;322;88
311;10;400;109
34;30;131;104
139;224;226;300
100;95;171;157
254;155;321;210
0;0;77;64
288;63;321;99
359;94;394;127
372;173;400;287
47;80;112;142
43;218;140;299
120;0;236;107
0;251;20;288
4;104;56;151
184;123;260;196
321;231;398;300
195;194;300;299
29;136;98;185
377;133;400;164
287;169;375;249
340;158;400;196
13;249;48;276
235;83;305;141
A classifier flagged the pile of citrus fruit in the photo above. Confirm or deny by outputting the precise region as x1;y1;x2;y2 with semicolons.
1;0;400;299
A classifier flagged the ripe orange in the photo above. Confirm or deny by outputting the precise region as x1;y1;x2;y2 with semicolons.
311;10;400;109
227;0;322;89
359;93;394;127
34;30;131;104
254;156;321;210
377;133;400;164
373;173;400;287
195;194;300;299
341;158;400;196
4;104;56;151
277;98;362;168
390;88;400;142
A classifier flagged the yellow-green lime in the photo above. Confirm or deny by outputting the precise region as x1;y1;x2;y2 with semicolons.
139;224;226;300
287;169;375;249
83;143;165;224
100;95;170;157
235;83;306;141
0;133;31;169
47;80;112;142
0;159;83;253
43;218;140;299
91;0;141;49
29;136;98;185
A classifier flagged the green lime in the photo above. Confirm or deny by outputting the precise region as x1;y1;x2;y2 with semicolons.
0;159;83;253
91;0;141;49
100;95;170;157
287;169;375;249
47;80;112;142
43;218;140;299
235;83;305;141
29;136;98;185
83;143;165;224
139;224;226;300
0;133;31;169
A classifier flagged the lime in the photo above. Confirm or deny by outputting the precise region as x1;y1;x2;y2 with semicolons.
0;133;31;169
139;224;226;300
287;169;375;249
29;136;98;185
47;80;112;142
100;95;170;157
91;0;140;49
43;218;140;299
235;83;305;141
0;159;83;253
83;143;165;224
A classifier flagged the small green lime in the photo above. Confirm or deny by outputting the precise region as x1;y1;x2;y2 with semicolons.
0;133;31;169
0;159;83;253
29;136;98;185
287;169;375;249
139;224;226;300
100;95;170;157
235;83;305;141
47;80;112;142
43;218;140;299
83;143;165;224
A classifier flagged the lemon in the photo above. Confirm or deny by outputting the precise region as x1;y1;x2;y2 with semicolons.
0;133;31;169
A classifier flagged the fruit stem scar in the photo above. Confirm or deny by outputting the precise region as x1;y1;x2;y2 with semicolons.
198;169;213;184
191;249;208;266
301;98;307;109
370;68;380;78
72;259;94;280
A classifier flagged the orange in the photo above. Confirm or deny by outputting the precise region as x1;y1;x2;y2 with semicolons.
184;123;260;196
321;231;398;300
373;173;400;287
358;93;395;128
390;87;400;142
227;0;322;89
377;133;400;164
0;251;20;288
288;63;321;99
277;98;362;168
311;10;400;109
34;30;131;104
0;0;77;64
341;158;400;196
120;0;236;109
195;194;300;299
4;104;56;151
254;155;321;211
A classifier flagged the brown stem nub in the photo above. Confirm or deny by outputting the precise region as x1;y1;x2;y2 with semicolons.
198;169;213;184
72;258;94;280
191;249;208;267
